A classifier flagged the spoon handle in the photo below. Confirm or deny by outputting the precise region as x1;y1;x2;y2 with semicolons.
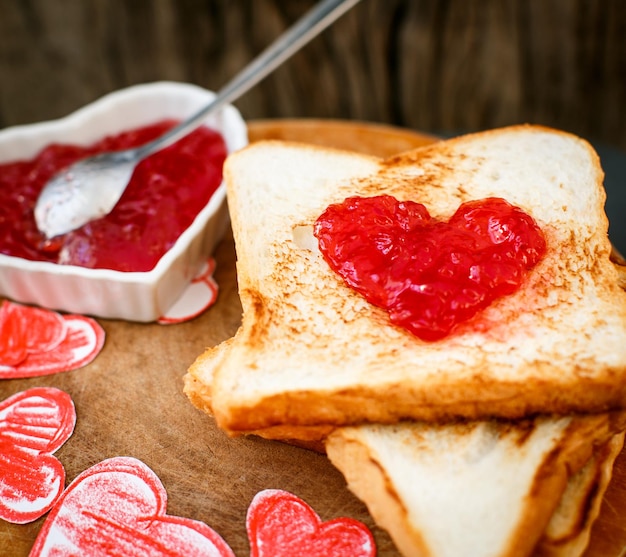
134;0;362;160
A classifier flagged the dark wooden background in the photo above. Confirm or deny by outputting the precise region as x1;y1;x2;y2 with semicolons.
1;0;625;151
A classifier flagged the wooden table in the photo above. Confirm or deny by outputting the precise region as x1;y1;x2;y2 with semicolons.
0;120;624;556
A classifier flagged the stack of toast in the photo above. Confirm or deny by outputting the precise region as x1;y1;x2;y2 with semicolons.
184;125;626;556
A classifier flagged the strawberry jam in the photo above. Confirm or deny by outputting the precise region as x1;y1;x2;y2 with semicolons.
314;195;546;341
0;120;227;272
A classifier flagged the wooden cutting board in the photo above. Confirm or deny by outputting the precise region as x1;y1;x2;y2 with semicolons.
0;119;624;556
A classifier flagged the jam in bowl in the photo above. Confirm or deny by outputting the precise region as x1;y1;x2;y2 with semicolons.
0;82;248;321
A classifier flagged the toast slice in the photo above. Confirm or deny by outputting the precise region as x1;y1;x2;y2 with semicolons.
185;336;333;451
184;339;626;557
201;125;626;434
325;418;626;557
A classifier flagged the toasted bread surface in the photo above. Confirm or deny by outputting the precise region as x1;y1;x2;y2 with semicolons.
325;414;626;557
184;335;626;556
183;125;626;557
183;290;626;557
206;126;626;433
184;336;333;449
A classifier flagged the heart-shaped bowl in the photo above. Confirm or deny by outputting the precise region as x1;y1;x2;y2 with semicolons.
0;81;248;321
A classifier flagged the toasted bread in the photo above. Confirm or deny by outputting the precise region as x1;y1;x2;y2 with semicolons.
184;124;626;557
185;336;332;451
197;125;626;435
185;340;626;557
325;417;625;557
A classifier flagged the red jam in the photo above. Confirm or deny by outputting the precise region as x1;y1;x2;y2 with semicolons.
314;195;547;341
0;120;227;272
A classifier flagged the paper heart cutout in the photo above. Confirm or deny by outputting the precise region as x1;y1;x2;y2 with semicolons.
315;196;546;340
30;457;235;557
0;301;105;379
247;489;375;557
158;258;219;324
0;301;66;367
0;387;75;524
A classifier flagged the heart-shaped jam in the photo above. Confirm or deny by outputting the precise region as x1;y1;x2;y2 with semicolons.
247;489;375;557
314;196;546;341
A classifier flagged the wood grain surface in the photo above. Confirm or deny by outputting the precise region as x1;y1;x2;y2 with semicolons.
1;0;625;151
0;120;624;556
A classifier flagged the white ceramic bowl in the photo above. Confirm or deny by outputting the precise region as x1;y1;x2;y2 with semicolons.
0;82;248;321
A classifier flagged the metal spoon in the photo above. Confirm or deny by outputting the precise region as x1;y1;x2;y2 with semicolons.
34;0;361;239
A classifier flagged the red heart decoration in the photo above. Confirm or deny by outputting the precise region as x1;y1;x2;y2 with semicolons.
314;196;546;340
247;489;375;557
30;457;235;557
0;301;66;367
0;387;75;524
0;301;105;379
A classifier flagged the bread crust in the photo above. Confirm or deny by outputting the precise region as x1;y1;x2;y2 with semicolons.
535;432;625;556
